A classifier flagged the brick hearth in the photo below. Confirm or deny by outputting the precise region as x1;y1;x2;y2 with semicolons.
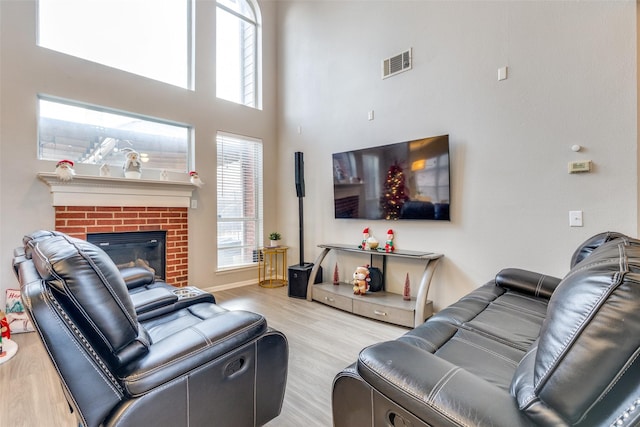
55;206;188;287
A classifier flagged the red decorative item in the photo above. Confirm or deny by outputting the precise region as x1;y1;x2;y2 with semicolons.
0;311;10;340
403;273;411;301
333;263;340;285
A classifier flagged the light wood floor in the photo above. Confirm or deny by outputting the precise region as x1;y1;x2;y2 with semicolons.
0;284;407;427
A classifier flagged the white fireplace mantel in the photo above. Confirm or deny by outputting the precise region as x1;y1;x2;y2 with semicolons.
38;173;197;207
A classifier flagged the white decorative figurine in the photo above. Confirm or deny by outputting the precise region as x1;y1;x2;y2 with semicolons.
99;163;111;177
189;171;204;187
123;150;142;179
55;159;75;181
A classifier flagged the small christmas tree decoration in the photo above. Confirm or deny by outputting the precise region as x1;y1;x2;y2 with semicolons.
403;273;411;301
333;263;340;285
55;159;75;181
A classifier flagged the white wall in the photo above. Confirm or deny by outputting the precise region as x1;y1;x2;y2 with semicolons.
0;0;279;304
276;1;638;309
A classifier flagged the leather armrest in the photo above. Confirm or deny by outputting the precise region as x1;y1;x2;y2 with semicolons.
129;288;178;314
495;267;561;299
120;267;155;289
357;341;532;427
121;310;267;396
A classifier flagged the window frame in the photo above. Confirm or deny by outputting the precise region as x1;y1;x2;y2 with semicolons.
37;95;193;174
216;0;262;109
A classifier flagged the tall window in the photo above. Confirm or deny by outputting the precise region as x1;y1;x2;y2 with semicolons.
38;97;190;173
217;132;263;270
216;0;260;108
38;0;192;89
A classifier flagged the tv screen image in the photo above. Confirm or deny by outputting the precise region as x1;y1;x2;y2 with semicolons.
332;134;450;220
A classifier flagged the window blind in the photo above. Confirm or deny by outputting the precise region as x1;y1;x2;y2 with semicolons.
216;132;263;269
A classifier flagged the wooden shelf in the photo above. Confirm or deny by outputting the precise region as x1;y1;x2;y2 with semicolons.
306;244;443;328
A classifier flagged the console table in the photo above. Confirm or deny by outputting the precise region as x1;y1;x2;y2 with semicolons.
306;244;443;328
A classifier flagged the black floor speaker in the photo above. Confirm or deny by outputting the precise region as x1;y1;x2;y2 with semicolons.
288;263;322;299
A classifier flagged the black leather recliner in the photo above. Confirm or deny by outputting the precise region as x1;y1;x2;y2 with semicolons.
13;231;288;427
333;232;640;426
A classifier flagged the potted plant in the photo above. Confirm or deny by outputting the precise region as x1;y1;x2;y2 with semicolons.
268;232;281;247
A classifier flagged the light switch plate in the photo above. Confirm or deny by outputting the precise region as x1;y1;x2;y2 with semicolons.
569;210;583;227
498;66;508;81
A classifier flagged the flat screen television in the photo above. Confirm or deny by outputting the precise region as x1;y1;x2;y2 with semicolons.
332;134;450;220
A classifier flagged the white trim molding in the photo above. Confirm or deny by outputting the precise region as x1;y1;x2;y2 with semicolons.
38;173;196;207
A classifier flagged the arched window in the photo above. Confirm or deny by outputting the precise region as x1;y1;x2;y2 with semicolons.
216;0;261;109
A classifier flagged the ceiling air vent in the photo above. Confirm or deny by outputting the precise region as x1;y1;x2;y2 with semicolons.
382;48;412;79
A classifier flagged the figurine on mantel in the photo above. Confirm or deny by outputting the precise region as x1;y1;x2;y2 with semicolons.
189;171;204;187
123;149;142;179
55;159;75;181
99;163;111;177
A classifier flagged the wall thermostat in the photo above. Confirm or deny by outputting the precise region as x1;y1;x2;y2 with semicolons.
568;160;592;174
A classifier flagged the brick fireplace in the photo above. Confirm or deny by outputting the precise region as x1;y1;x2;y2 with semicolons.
39;173;196;288
55;206;188;287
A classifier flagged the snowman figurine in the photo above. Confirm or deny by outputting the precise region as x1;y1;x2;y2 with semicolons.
123;150;142;179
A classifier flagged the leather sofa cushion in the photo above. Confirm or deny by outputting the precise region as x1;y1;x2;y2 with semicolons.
122;308;267;396
427;283;547;351
359;281;552;401
397;321;525;391
142;302;229;342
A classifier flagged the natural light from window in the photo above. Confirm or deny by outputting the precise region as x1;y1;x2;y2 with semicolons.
38;97;190;173
216;0;259;108
216;132;263;269
37;0;191;89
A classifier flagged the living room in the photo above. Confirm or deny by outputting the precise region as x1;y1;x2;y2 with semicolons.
0;0;638;426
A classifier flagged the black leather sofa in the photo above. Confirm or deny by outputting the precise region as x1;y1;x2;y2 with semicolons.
333;232;640;426
13;230;288;427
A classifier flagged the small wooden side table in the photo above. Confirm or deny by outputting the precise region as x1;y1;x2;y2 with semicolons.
258;246;288;288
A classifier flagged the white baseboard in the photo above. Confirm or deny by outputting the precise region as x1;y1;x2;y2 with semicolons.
201;279;257;293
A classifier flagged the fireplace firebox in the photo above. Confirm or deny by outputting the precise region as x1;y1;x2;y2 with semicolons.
87;231;167;280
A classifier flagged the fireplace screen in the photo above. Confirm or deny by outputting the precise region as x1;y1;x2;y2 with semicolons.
87;231;167;280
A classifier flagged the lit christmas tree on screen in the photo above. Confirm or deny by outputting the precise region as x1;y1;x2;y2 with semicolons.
381;162;409;220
